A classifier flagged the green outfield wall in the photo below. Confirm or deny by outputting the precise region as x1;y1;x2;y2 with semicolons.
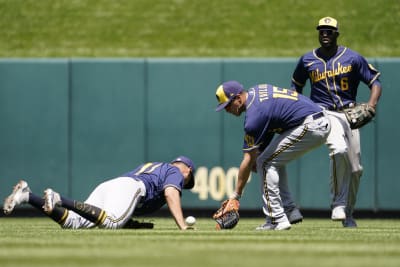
0;58;398;212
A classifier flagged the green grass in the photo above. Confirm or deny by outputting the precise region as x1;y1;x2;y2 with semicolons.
0;0;399;57
1;218;400;267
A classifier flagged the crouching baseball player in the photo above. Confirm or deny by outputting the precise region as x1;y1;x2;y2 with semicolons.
3;156;195;230
214;81;331;230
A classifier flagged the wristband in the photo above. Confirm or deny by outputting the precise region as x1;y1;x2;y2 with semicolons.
230;192;241;200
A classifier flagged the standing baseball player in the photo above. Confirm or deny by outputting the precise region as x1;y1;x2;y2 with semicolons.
291;17;382;227
3;156;196;230
215;81;331;230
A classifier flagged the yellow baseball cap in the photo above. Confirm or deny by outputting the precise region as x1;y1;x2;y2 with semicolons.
316;17;339;31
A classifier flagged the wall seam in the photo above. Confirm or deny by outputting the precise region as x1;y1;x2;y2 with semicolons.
67;59;73;197
144;59;149;162
220;59;225;166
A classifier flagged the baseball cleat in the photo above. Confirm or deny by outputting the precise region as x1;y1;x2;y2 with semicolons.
286;208;303;224
342;217;357;228
256;222;275;230
274;221;291;230
43;188;61;213
331;206;346;221
256;220;291;231
3;180;31;215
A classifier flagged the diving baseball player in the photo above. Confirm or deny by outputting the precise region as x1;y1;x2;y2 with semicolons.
291;17;382;227
215;81;331;230
3;156;196;230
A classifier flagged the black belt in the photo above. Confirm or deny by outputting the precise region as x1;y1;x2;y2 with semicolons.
326;103;354;111
312;111;324;120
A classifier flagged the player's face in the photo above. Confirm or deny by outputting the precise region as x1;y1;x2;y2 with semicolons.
175;162;192;182
318;28;338;48
225;95;245;116
182;165;192;182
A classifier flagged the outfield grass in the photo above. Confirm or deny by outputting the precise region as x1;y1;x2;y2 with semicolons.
0;0;398;57
1;217;399;267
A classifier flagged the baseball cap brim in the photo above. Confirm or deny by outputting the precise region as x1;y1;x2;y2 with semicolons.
215;100;233;112
184;173;195;189
316;25;338;30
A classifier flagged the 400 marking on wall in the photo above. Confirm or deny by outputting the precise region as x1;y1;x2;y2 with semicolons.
191;166;252;201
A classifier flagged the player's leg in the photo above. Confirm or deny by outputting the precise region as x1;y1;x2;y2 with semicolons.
342;128;363;227
88;177;146;229
43;189;98;229
256;135;296;230
258;163;289;230
279;167;303;224
257;114;329;230
3;180;69;225
3;180;32;214
44;187;104;228
324;112;352;221
43;177;146;229
4;180;115;229
256;160;303;225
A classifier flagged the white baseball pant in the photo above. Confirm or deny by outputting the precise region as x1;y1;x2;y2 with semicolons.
325;110;363;217
61;177;146;229
257;112;331;223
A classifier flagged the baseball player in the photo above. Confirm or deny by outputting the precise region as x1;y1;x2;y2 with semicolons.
3;156;196;230
291;17;382;227
215;81;331;230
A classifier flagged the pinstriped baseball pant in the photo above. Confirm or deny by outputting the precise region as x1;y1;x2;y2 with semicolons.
325;110;363;216
257;113;330;223
61;177;146;229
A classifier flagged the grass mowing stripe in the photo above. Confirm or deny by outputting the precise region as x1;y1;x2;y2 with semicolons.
0;218;399;267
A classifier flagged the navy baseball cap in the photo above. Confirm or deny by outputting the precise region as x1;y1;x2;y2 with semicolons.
171;156;196;189
316;17;339;31
215;80;244;112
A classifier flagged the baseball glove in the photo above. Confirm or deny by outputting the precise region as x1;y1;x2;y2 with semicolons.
343;103;376;129
213;199;240;230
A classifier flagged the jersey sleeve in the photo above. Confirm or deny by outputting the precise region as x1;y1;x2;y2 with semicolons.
291;56;308;93
355;54;381;87
242;133;258;152
242;131;274;152
162;167;184;192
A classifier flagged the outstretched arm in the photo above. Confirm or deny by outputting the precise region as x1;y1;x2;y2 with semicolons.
234;150;258;197
164;186;188;230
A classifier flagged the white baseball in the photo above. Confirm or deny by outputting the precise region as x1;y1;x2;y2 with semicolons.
185;216;196;226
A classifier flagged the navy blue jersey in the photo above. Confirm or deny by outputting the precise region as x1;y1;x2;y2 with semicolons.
123;162;184;215
243;84;321;151
291;46;381;110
